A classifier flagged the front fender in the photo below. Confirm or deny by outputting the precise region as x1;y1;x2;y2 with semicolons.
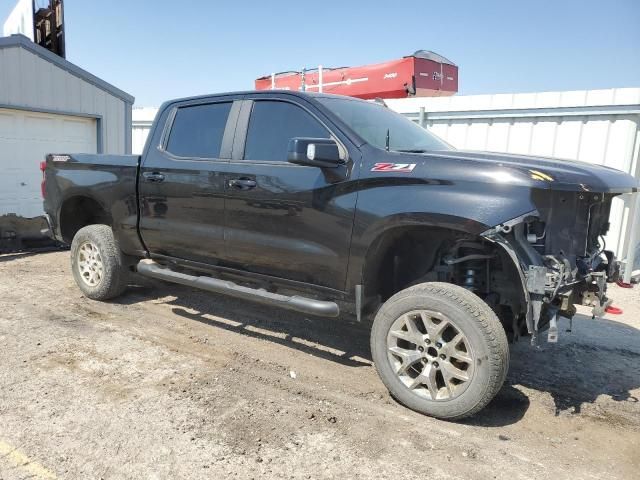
345;179;537;292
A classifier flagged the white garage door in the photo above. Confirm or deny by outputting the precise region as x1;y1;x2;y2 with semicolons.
0;108;97;218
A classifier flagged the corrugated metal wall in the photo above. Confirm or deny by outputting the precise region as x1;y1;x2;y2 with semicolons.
387;89;640;273
0;44;128;154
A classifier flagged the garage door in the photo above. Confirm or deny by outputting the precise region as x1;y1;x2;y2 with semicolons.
0;108;97;218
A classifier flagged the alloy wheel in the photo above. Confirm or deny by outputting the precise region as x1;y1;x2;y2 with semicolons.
386;309;475;401
77;241;104;287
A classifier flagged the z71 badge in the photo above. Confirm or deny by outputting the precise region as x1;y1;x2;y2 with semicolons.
371;163;417;173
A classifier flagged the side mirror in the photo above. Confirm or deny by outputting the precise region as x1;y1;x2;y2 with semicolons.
287;138;343;168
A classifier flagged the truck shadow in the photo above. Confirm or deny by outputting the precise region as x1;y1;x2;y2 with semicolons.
123;278;373;368
171;302;373;368
119;279;640;427
507;315;640;416
0;251;43;262
467;314;640;427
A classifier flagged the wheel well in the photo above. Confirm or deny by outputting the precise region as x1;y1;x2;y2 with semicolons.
362;226;464;302
361;226;526;334
59;196;112;244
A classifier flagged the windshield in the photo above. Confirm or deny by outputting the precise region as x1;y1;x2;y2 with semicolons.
317;97;452;152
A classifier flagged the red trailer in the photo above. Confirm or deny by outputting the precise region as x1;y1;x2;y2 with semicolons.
255;50;458;100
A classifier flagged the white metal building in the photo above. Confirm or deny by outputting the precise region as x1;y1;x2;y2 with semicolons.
0;33;134;225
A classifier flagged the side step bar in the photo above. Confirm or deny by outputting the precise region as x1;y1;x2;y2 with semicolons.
136;259;340;318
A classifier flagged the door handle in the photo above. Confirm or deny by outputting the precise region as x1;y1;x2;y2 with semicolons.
228;178;257;190
143;172;165;183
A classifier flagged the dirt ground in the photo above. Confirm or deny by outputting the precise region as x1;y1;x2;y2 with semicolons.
0;251;639;480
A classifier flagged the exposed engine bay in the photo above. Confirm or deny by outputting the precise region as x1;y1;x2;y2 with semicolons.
413;190;621;346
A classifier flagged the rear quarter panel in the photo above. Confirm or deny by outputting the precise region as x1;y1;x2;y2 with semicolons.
44;154;144;255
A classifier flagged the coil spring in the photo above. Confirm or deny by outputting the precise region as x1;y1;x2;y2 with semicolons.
463;269;476;291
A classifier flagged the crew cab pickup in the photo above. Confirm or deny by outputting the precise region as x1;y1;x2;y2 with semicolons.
43;91;638;419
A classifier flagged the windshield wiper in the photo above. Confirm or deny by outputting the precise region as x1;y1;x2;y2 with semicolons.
396;149;428;153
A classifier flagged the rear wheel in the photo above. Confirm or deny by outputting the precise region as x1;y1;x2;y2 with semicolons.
70;225;129;300
371;282;509;420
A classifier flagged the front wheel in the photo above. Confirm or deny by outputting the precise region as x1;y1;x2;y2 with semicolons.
371;282;509;420
70;224;129;300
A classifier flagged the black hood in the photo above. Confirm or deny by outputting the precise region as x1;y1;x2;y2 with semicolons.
379;149;639;193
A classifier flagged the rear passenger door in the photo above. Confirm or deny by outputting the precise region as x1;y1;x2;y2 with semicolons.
139;97;239;264
223;96;360;291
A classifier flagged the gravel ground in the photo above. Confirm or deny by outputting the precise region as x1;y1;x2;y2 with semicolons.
0;251;639;479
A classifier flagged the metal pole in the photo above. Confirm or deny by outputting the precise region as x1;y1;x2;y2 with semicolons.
271;73;275;90
318;65;323;93
300;68;306;92
623;192;640;284
622;117;640;284
419;107;426;128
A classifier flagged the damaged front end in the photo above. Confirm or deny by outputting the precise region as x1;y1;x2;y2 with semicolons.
482;190;620;346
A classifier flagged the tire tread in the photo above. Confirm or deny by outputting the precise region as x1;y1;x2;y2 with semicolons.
70;224;128;301
371;282;509;420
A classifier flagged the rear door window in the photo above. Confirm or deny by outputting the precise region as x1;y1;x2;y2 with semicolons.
244;101;329;162
166;102;232;158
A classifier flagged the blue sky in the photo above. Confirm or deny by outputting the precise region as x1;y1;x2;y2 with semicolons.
2;0;639;106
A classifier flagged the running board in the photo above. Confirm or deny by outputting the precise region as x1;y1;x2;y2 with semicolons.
136;259;340;318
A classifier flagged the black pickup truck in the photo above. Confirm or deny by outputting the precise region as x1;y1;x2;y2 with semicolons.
43;91;638;419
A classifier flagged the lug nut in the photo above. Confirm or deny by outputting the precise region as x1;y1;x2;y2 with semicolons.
440;354;446;360
425;339;431;345
436;342;442;348
418;346;424;352
433;362;439;368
